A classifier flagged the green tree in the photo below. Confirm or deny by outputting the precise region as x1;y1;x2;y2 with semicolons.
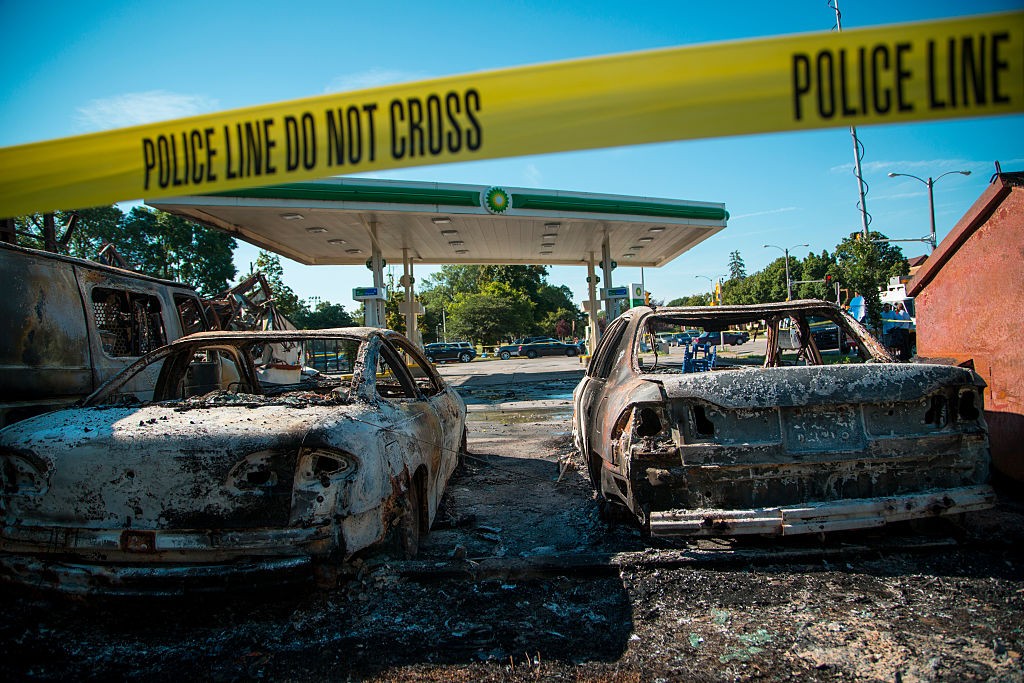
294;301;353;329
420;265;486;301
668;293;713;306
446;281;535;344
479;265;548;296
727;250;747;280
384;283;407;334
794;250;837;300
13;205;236;296
58;206;125;258
535;283;585;336
834;232;908;328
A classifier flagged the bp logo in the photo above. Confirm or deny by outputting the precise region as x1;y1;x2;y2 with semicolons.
482;186;511;214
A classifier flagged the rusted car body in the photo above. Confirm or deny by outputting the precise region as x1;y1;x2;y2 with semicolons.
0;242;209;427
0;328;466;595
573;301;993;537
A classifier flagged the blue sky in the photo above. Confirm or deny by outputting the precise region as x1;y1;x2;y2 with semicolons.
2;1;1021;308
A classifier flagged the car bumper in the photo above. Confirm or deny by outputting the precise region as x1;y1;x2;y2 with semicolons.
0;523;334;595
648;484;995;537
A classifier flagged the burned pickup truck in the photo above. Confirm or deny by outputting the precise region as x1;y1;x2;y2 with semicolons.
573;300;993;537
0;328;466;595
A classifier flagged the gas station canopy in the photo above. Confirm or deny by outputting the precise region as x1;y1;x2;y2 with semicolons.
149;178;727;268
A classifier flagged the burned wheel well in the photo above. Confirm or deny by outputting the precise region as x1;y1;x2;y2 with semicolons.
411;465;429;533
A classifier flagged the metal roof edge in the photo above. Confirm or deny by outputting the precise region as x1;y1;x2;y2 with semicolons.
154;177;727;223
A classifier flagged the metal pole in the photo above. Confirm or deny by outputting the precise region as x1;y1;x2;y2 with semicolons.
927;177;937;252
887;170;969;252
833;0;871;239
366;220;384;328
601;233;614;322
587;252;600;351
784;249;792;301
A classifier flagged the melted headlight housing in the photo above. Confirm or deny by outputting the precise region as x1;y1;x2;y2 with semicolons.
0;448;49;496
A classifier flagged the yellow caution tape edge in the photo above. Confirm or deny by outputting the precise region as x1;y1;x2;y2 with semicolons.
1;11;1021;216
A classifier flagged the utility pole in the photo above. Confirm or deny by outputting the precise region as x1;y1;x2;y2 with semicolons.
833;1;871;239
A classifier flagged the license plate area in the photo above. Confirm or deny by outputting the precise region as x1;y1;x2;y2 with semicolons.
782;405;865;454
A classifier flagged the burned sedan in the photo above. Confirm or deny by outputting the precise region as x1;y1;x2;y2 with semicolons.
0;328;466;594
573;300;994;537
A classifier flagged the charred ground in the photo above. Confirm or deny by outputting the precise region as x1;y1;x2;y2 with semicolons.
2;372;1022;682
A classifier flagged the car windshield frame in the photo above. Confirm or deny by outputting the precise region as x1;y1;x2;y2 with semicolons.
628;300;891;373
82;329;388;407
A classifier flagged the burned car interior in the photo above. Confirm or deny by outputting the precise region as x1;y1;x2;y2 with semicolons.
93;333;442;406
635;302;884;374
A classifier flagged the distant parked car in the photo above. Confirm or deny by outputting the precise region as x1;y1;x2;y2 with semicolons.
496;336;549;360
424;342;476;363
0;328;467;595
517;338;579;359
573;300;993;538
695;330;749;346
669;333;694;346
655;332;675;347
807;321;858;354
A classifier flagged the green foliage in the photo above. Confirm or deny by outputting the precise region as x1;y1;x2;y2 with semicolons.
293;301;354;329
728;250;746;280
13;205;236;296
722;258;793;304
668;293;713;306
384;286;406;334
479;265;548;295
446;281;535;344
834;232;908;328
419;265;485;301
794;250;837;300
535;284;587;337
418;264;581;343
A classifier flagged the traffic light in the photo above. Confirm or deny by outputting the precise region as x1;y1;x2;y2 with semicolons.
824;274;834;286
644;291;651;306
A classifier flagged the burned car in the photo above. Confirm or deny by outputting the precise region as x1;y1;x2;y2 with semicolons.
573;300;994;537
0;328;466;594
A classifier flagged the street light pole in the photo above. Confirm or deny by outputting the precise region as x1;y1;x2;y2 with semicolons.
887;170;971;251
695;274;725;305
763;243;808;301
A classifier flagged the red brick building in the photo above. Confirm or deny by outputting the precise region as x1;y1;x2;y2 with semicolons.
908;172;1024;482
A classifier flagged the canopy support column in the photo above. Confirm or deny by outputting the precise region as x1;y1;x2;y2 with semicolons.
366;221;384;328
587;253;600;353
601;233;615;322
402;248;422;346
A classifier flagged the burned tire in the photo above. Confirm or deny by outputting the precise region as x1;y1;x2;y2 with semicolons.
499;351;511;360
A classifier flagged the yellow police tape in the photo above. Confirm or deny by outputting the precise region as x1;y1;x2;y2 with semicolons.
1;11;1021;216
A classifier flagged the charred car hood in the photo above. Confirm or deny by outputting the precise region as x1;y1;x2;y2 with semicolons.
652;363;984;409
2;401;352;455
